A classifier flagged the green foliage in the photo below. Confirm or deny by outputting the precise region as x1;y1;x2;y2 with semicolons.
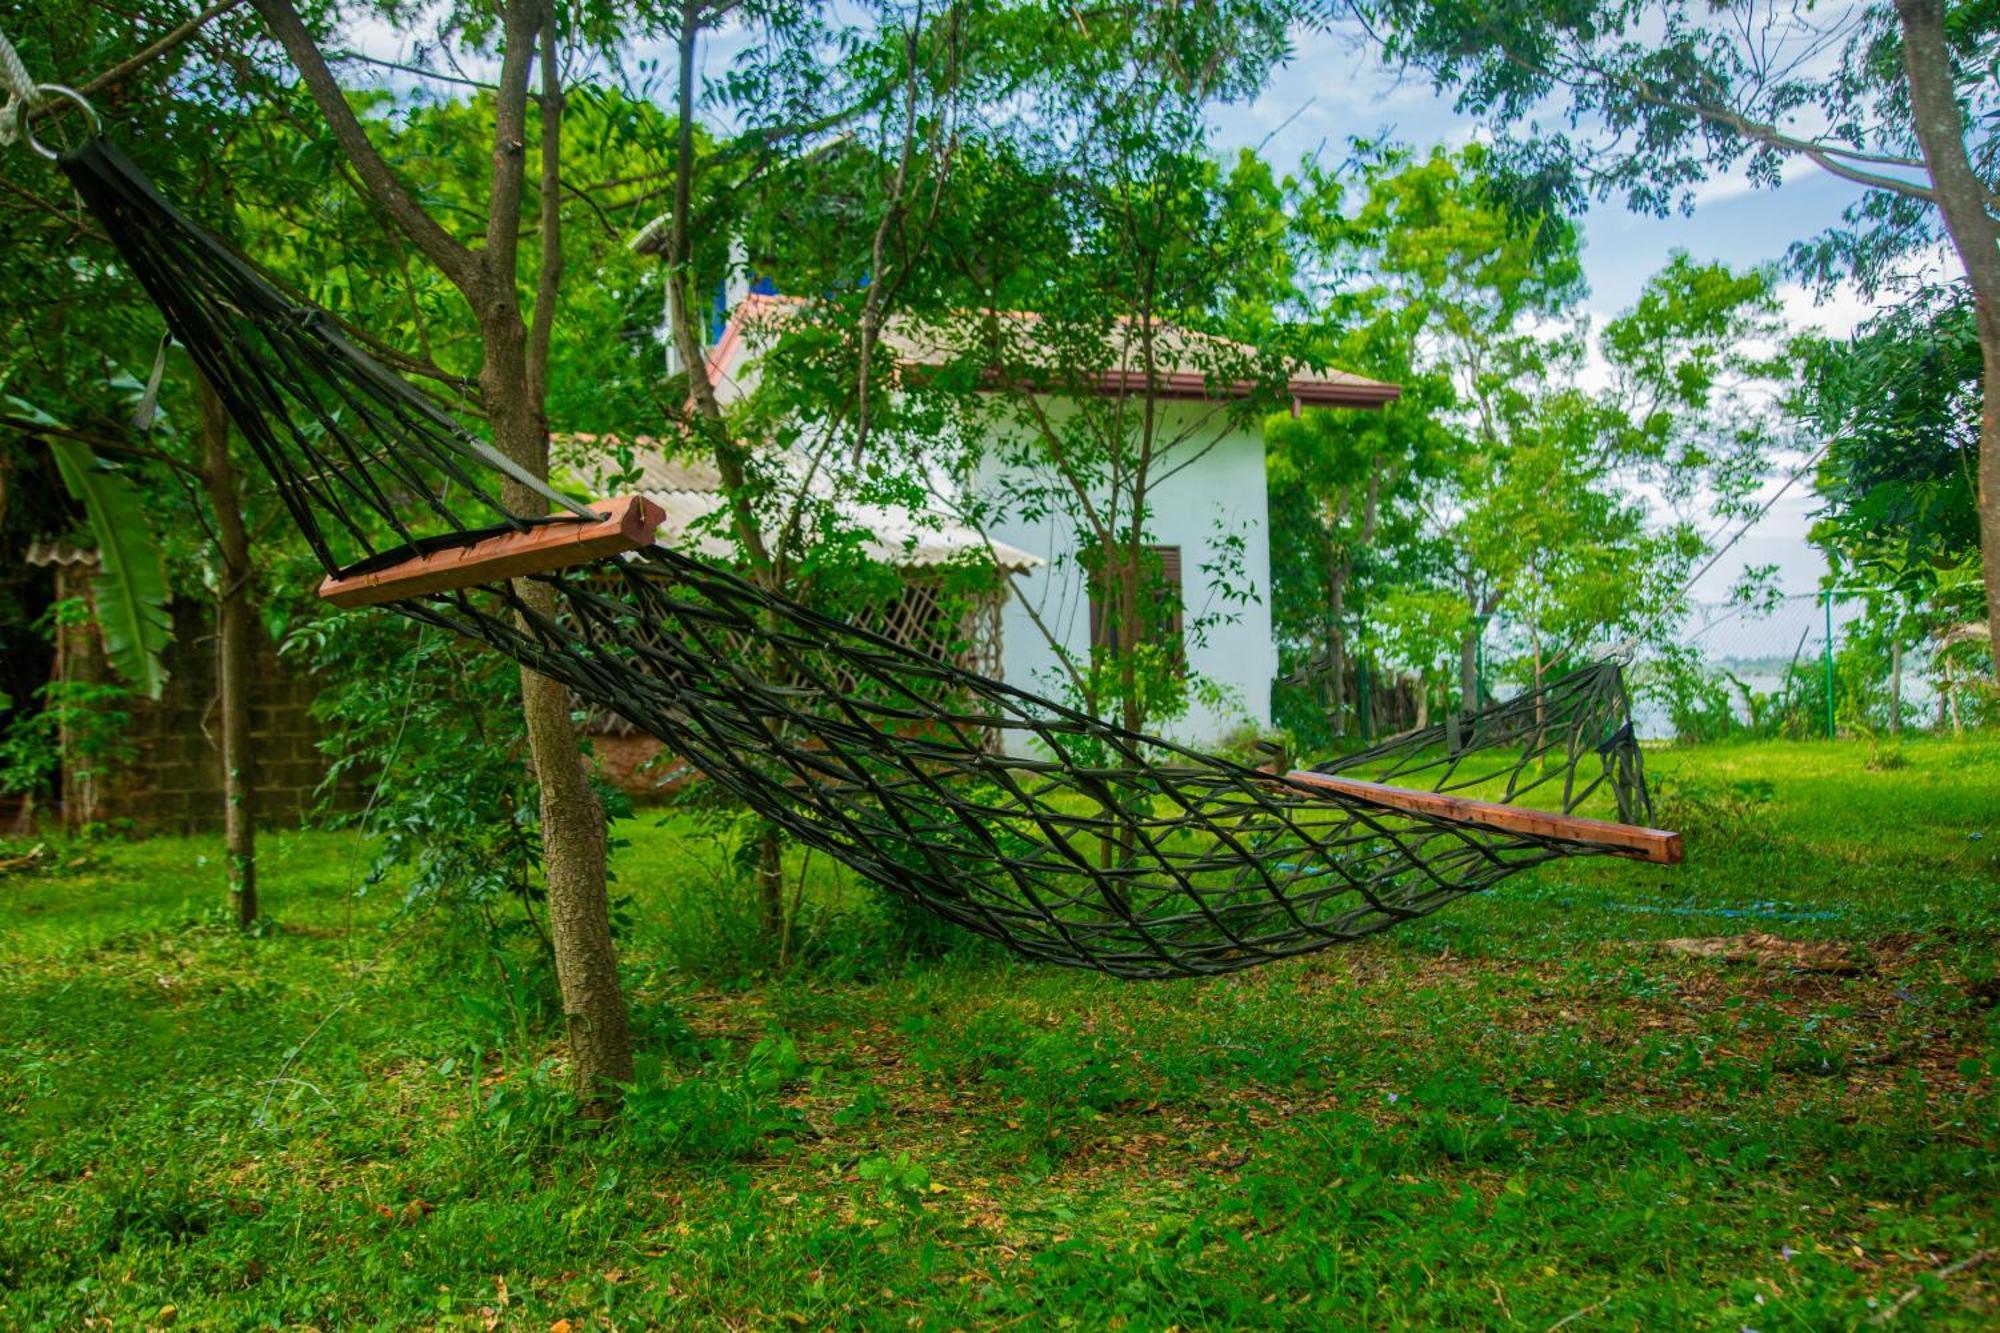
1807;289;1987;640
0;680;135;815
1;3;282;723
1266;141;1793;722
621;1031;812;1163
41;439;172;700
0;599;135;819
1353;0;1997;299
798;4;1330;738
1649;774;1776;845
288;610;559;936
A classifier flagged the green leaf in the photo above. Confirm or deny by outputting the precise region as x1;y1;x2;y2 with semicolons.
45;438;174;700
4;395;64;428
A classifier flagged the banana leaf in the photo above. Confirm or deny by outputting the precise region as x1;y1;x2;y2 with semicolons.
46;438;173;700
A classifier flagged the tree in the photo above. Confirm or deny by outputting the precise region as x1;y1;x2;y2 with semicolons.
1350;0;2000;675
1267;142;1562;726
1807;285;1988;706
1460;427;1703;700
1270;142;1792;710
1313;143;1591;703
2;2;279;911
249;0;632;1108
648;0;992;942
1266;394;1436;735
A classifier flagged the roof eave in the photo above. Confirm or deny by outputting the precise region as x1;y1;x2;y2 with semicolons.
1287;381;1402;409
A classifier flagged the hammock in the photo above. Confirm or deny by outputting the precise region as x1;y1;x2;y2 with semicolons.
56;137;1679;979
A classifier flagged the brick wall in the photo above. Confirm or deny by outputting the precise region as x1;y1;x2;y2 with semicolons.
81;596;342;833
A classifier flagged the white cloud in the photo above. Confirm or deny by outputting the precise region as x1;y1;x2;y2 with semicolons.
1773;279;1879;340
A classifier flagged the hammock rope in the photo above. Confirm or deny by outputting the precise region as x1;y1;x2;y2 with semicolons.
53;135;1678;979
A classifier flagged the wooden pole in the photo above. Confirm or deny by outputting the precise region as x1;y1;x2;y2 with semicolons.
1284;770;1684;865
318;496;664;608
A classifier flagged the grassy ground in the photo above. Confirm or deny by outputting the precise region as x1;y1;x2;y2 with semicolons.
2;737;1996;1329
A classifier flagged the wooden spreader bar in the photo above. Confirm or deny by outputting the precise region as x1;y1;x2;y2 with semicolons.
319;496;666;609
1284;770;1684;865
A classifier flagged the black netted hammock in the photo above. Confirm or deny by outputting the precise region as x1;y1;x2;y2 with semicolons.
56;138;1679;980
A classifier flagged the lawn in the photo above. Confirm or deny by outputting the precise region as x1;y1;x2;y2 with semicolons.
2;737;1996;1329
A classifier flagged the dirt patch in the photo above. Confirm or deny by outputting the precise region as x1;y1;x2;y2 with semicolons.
1656;932;1865;975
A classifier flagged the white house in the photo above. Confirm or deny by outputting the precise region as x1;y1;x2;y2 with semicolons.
675;294;1400;749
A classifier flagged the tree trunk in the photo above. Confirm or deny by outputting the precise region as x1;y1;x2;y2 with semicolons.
523;653;629;1106
1888;640;1903;736
1895;0;2000;677
499;3;629;1113
1324;493;1350;736
54;561;102;834
1459;630;1479;712
757;823;784;943
1972;316;2000;679
198;376;256;927
1531;630;1546;730
488;340;632;1110
1327;556;1348;737
252;0;631;1113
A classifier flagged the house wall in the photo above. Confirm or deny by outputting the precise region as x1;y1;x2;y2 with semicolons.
974;401;1275;751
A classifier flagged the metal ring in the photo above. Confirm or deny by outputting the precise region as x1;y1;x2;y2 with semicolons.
17;83;100;161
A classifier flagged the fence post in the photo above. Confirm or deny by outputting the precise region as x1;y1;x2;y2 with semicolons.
1822;588;1836;740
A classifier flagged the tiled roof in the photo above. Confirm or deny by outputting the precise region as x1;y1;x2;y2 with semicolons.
705;294;1400;409
24;537;97;567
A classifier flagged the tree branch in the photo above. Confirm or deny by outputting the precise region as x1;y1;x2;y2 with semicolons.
329;48;500;92
0;175;108;243
250;0;478;292
850;6;926;465
78;0;250;96
480;0;541;294
1590;57;1966;208
527;2;563;405
665;0;773;576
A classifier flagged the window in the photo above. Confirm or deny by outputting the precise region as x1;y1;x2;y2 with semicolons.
1088;544;1183;664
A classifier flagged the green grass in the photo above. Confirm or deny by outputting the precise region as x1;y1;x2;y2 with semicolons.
2;737;1996;1329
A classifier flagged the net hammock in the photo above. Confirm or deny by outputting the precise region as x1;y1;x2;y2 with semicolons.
56;137;1679;979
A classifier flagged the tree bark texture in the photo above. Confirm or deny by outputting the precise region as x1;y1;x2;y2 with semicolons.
1894;0;2000;676
757;824;784;942
490;341;633;1108
254;0;633;1108
197;375;257;927
54;561;101;834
